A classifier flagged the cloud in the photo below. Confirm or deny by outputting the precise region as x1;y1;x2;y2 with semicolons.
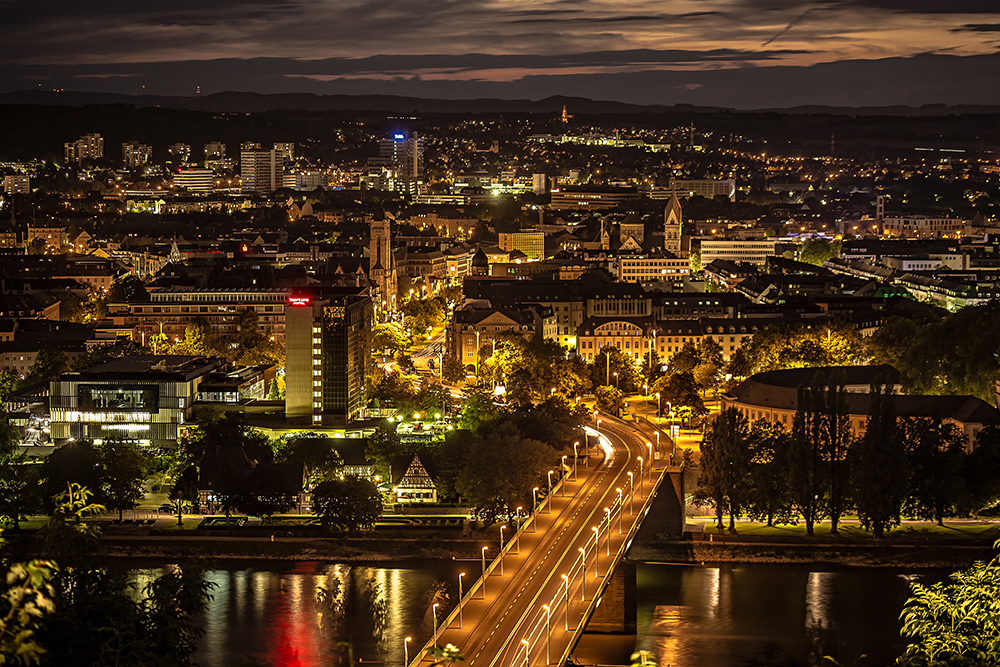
952;23;1000;32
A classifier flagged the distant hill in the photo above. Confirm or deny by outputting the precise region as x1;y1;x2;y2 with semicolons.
3;89;1000;117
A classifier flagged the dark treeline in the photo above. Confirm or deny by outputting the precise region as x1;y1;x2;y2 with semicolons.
697;370;998;536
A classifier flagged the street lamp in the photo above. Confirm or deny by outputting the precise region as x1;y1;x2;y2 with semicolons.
628;472;635;514
638;457;644;497
578;547;587;600
542;604;551;664
561;456;567;495
655;392;661;418
547;470;554;511
561;574;570;630
604;508;611;555
481;547;488;598
647;442;654;480
474;330;481;378
573;441;579;480
514;507;521;555
592;527;600;577
499;525;506;575
613;371;619;391
617;488;623;534
458;573;465;628
432;603;439;648
532;488;539;531
405;637;412;667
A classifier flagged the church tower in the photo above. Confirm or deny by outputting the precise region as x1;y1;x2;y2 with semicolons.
664;191;683;255
369;217;396;314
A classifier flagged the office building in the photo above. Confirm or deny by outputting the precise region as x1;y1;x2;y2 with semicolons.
498;230;545;261
241;147;285;193
618;255;690;282
122;141;153;168
48;355;229;446
882;215;966;239
63;133;103;164
700;239;777;266
549;186;638;210
173;167;214;192
285;287;373;426
664;178;737;202
3;175;29;195
109;287;290;348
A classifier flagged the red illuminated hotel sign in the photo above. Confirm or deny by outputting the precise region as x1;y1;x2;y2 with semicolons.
287;296;311;306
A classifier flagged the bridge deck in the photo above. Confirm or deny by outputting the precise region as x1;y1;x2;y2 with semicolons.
414;417;666;667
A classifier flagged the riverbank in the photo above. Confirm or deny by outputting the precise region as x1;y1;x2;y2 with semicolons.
66;533;994;568
630;539;994;568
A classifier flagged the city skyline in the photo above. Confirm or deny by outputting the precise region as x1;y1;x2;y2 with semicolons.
2;0;1000;107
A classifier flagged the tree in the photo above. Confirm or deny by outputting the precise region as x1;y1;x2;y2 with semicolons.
234;466;300;518
372;323;410;357
25;349;70;385
819;374;852;534
898;548;1000;666
651;371;705;417
698;408;751;532
97;438;150;522
590;346;641;392
746;420;794;527
853;383;906;538
39;440;103;510
169;318;217;356
455;422;551;525
595;386;624;415
28;483;214;666
902;417;965;526
365;424;403;482
313;476;382;531
441;354;467;385
788;384;826;536
668;341;701;375
798;237;841;266
280;436;343;490
108;274;149;303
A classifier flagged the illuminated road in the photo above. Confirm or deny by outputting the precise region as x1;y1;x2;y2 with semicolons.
414;415;662;667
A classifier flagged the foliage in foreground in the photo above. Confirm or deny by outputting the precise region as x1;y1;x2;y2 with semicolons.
898;541;1000;666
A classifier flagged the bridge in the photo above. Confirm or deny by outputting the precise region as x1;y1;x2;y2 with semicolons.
411;415;684;667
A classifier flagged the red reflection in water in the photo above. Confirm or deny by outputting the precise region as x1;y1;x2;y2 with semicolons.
265;574;320;666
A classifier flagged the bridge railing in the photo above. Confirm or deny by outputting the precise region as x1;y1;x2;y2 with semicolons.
509;469;636;667
412;473;568;665
555;463;670;666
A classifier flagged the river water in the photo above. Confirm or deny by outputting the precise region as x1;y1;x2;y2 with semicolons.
131;561;949;667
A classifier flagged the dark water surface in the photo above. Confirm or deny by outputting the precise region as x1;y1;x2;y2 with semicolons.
633;563;948;667
130;561;950;667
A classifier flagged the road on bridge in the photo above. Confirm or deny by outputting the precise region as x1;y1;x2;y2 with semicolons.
414;415;661;667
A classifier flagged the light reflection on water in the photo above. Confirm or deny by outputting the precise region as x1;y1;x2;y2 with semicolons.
127;561;949;667
635;563;948;667
132;561;463;667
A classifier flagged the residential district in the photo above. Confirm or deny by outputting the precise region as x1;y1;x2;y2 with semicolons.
2;106;1000;666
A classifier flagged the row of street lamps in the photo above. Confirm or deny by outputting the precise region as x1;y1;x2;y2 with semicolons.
417;422;654;667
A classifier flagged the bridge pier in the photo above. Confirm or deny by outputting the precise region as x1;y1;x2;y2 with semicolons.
588;560;637;634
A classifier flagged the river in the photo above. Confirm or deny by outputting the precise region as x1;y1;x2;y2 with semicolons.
129;561;950;667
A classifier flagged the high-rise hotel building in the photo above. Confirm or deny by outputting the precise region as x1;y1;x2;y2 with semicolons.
285;287;373;425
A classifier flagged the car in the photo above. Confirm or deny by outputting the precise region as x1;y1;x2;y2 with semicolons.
158;503;175;513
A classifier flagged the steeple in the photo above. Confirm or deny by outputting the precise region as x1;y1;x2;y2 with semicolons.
664;191;683;255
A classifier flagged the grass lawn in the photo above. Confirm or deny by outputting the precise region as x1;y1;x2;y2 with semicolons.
156;518;205;532
698;520;1000;542
0;519;47;531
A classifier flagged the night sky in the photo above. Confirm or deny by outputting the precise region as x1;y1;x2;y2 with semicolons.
2;0;1000;107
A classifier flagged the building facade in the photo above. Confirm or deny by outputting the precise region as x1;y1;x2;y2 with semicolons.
285;288;373;426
